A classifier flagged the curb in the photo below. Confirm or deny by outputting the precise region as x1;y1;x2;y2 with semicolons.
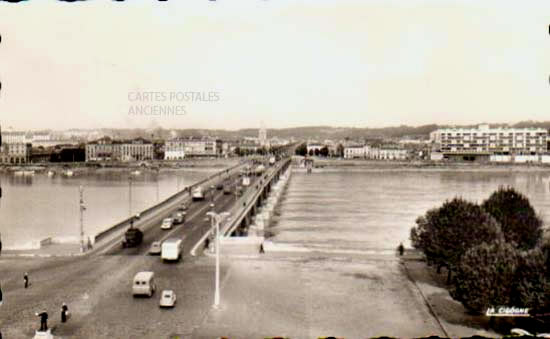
400;259;451;338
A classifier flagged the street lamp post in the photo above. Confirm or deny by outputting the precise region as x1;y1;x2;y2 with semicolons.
128;175;132;217
79;185;86;253
156;168;160;202
206;211;230;308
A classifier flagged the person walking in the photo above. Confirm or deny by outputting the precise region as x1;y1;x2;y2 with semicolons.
0;233;2;256
24;273;29;289
36;311;48;331
61;303;69;323
397;242;404;256
259;243;265;254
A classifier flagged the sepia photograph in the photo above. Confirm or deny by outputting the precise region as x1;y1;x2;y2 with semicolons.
0;0;550;338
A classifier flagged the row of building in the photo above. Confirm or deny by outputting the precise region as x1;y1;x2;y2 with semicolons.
306;125;550;162
0;128;290;164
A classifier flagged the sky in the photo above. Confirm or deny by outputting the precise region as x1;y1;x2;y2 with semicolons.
0;0;549;131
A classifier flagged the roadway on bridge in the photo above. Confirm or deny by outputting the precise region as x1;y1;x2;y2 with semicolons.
103;171;257;257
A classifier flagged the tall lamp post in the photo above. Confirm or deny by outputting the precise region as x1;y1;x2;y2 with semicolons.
128;175;132;217
206;211;230;308
79;185;86;253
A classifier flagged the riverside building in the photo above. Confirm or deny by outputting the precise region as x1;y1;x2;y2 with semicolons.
86;137;154;162
430;124;548;162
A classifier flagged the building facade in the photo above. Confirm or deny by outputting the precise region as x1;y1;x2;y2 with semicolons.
178;137;222;157
164;138;186;160
86;137;153;162
430;125;548;156
0;143;32;164
344;145;367;159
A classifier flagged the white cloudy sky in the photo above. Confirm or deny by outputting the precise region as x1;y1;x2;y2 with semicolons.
0;0;549;130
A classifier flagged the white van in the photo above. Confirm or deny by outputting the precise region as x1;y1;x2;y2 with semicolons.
132;271;156;297
161;238;183;262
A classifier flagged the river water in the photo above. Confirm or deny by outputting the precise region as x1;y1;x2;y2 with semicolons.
0;169;218;249
270;167;550;254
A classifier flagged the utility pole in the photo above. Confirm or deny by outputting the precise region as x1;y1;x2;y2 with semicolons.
156;168;159;202
128;175;132;217
79;185;86;253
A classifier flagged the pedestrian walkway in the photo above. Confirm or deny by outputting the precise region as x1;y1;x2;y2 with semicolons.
2;243;82;257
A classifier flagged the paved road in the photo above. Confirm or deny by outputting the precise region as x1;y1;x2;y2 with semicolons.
0;165;267;338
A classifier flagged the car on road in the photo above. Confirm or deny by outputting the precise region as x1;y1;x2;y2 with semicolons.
173;212;185;224
161;218;174;230
132;271;156;297
178;203;188;212
223;182;232;195
192;187;204;201
216;182;224;190
149;241;162;255
159;290;176;308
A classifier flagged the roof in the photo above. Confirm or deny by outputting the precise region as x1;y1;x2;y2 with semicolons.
163;238;182;244
134;271;154;280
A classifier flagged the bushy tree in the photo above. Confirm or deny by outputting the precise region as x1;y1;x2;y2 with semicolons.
319;146;329;157
511;248;550;310
451;239;520;314
410;198;503;282
482;187;542;250
295;143;307;156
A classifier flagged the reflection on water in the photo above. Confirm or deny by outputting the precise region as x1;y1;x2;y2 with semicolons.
271;169;550;252
0;169;216;248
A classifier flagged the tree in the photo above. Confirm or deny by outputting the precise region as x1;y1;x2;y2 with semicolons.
451;239;520;314
336;144;344;158
319;146;329;157
308;149;314;156
482;187;542;250
410;198;503;283
295;143;307;156
234;147;241;156
314;148;320;156
511;248;550;310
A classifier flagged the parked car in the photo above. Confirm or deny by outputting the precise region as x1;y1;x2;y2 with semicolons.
161;218;174;230
149;241;162;255
159;290;176;308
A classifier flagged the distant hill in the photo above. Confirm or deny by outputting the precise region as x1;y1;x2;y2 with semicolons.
93;121;550;142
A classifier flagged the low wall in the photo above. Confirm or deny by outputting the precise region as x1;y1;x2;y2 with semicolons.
514;155;539;163
94;161;246;244
490;155;512;162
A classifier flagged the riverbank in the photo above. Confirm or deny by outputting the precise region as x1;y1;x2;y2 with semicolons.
401;251;506;338
293;156;550;171
0;158;240;173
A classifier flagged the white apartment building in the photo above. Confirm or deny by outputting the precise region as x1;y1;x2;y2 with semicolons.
430;124;548;155
344;144;370;159
179;137;221;157
164;138;186;160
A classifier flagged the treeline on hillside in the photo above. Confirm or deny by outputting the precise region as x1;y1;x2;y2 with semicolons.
89;120;550;141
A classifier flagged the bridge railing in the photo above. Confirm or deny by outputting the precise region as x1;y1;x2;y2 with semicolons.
93;160;247;244
220;158;291;237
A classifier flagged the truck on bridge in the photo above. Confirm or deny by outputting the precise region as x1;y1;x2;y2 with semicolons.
121;226;143;248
